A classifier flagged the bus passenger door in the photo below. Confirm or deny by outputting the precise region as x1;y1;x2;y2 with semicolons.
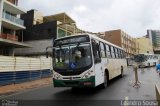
92;40;104;86
94;59;103;86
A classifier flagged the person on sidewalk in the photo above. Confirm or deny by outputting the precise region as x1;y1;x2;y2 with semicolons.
156;63;160;76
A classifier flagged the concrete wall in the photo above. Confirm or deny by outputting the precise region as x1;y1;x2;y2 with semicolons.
0;56;52;86
14;39;52;56
23;21;57;41
136;37;153;54
19;10;57;56
21;10;57;41
33;10;43;25
21;10;34;28
0;56;51;72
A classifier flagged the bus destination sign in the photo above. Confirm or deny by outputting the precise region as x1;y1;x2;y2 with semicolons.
54;35;90;46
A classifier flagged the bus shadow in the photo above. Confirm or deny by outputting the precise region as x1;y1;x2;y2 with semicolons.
70;75;127;95
54;86;103;97
108;74;128;87
54;75;127;99
71;86;103;94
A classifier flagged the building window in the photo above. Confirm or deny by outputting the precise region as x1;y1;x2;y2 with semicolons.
58;28;66;38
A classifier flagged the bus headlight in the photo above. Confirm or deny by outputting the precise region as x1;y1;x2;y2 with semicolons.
82;70;94;79
53;73;62;80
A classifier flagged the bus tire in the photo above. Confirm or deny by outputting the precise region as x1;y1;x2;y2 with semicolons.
102;71;109;88
120;66;124;78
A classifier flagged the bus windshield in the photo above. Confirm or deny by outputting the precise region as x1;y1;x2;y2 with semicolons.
53;43;92;70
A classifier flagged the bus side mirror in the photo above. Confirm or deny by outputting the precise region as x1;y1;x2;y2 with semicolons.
46;46;54;58
46;51;48;58
95;58;101;63
46;46;50;58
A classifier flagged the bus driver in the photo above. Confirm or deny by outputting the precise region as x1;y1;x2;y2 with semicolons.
74;48;90;68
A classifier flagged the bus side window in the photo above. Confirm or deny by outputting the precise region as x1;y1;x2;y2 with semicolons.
116;48;119;58
123;51;125;58
100;42;106;58
117;49;120;58
119;50;122;58
121;50;124;58
114;48;118;58
106;44;111;58
109;45;112;58
114;48;116;58
119;49;122;58
92;40;101;63
118;49;120;58
111;46;115;58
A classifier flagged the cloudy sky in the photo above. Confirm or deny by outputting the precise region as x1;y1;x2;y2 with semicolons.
19;0;160;37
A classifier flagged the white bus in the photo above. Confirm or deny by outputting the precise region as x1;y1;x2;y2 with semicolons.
136;53;159;67
47;34;127;88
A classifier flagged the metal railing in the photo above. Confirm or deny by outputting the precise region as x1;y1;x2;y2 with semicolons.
2;12;24;26
0;33;18;41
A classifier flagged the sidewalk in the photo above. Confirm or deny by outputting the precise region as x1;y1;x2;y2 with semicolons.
0;77;52;96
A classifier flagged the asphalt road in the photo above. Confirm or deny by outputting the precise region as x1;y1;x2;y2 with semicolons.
0;66;159;106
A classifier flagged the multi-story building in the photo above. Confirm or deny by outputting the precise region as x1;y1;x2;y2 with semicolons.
135;36;153;54
0;0;29;56
147;30;160;54
104;29;136;57
15;10;81;56
134;38;140;54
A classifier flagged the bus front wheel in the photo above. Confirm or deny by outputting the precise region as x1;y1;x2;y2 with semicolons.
120;66;124;78
102;72;108;88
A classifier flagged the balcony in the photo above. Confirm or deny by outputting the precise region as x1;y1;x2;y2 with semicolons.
0;33;18;41
7;0;18;6
0;33;30;48
3;12;24;26
2;12;25;30
3;0;26;14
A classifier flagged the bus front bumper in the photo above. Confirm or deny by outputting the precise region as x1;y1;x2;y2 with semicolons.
53;76;95;87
